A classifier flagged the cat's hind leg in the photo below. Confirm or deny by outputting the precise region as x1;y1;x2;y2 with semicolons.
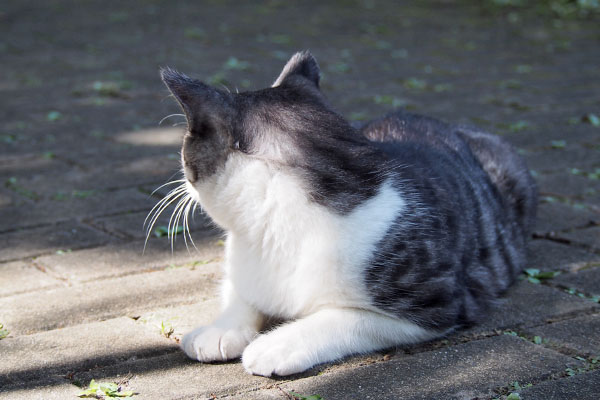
242;308;438;376
181;284;265;362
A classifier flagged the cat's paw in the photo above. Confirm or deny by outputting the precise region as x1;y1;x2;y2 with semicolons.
242;331;313;376
181;325;256;362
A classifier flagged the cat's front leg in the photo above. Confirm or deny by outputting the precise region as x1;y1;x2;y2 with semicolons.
181;284;264;362
242;308;437;376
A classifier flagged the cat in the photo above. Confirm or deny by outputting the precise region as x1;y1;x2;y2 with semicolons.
156;51;537;377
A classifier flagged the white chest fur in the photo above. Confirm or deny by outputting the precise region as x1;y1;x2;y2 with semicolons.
189;155;405;319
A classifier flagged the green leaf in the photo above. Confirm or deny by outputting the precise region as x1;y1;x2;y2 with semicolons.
507;393;521;400
0;323;9;339
551;140;567;149
533;336;542;344
515;64;532;73
289;392;323;400
535;271;560;279
47;111;62;121
508;121;530;132
583;113;600;127
524;268;540;277
224;57;250;71
403;77;427;90
99;382;119;393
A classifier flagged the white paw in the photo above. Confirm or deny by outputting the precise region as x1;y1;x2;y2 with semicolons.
181;325;256;362
242;331;313;377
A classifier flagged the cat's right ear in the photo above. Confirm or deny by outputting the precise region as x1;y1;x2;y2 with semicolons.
160;67;232;134
272;51;320;89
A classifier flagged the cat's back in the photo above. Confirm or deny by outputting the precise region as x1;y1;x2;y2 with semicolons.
360;110;536;236
359;111;537;330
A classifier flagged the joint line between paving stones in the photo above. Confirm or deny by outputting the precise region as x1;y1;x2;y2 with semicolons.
532;234;600;255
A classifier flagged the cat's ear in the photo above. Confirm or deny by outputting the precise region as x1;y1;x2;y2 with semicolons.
160;67;232;134
272;51;320;88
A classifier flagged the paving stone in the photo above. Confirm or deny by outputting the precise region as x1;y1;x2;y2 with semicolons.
525;147;600;173
476;280;599;331
0;317;176;390
35;235;223;283
134;299;221;343
90;209;218;240
0;260;63;297
0;147;180;197
0;262;221;335
0;187;156;230
0;221;113;262
524;314;600;357
528;239;600;272
553;265;600;297
517;369;600;400
535;201;599;233
559;226;600;252
536;171;600;201
0;352;270;400
275;335;582;400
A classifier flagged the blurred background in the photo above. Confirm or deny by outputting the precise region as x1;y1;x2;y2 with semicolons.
1;0;599;255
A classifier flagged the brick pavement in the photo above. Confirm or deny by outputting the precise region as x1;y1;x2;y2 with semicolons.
1;1;599;399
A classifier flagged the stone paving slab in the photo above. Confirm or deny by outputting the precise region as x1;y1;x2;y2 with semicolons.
535;201;599;234
0;317;176;390
90;209;218;240
0;260;63;297
0;146;180;201
524;314;600;358
0;187;157;231
553;265;600;297
269;335;582;400
0;352;269;400
133;299;221;343
559;226;600;253
487;280;599;329
517;369;600;400
0;221;114;262
536;171;600;201
0;262;221;335
35;236;223;283
457;280;599;336
524;147;600;174
527;239;600;272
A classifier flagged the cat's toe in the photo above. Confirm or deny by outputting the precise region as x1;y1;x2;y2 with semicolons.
181;326;254;362
242;334;312;377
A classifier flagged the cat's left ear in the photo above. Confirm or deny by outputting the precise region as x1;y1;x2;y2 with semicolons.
272;51;320;89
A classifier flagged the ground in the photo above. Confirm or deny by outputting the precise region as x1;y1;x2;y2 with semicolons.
1;1;599;399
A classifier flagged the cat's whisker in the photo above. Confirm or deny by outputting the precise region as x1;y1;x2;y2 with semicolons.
219;83;231;93
143;185;187;230
183;196;198;251
144;193;185;252
144;190;185;238
167;197;185;250
173;196;191;251
172;122;188;127
158;113;186;126
179;196;192;252
149;179;187;197
168;195;189;252
143;186;187;252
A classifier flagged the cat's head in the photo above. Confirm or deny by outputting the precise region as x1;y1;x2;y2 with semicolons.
161;51;346;187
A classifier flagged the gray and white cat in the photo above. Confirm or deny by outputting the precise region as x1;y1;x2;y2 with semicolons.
155;51;537;377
